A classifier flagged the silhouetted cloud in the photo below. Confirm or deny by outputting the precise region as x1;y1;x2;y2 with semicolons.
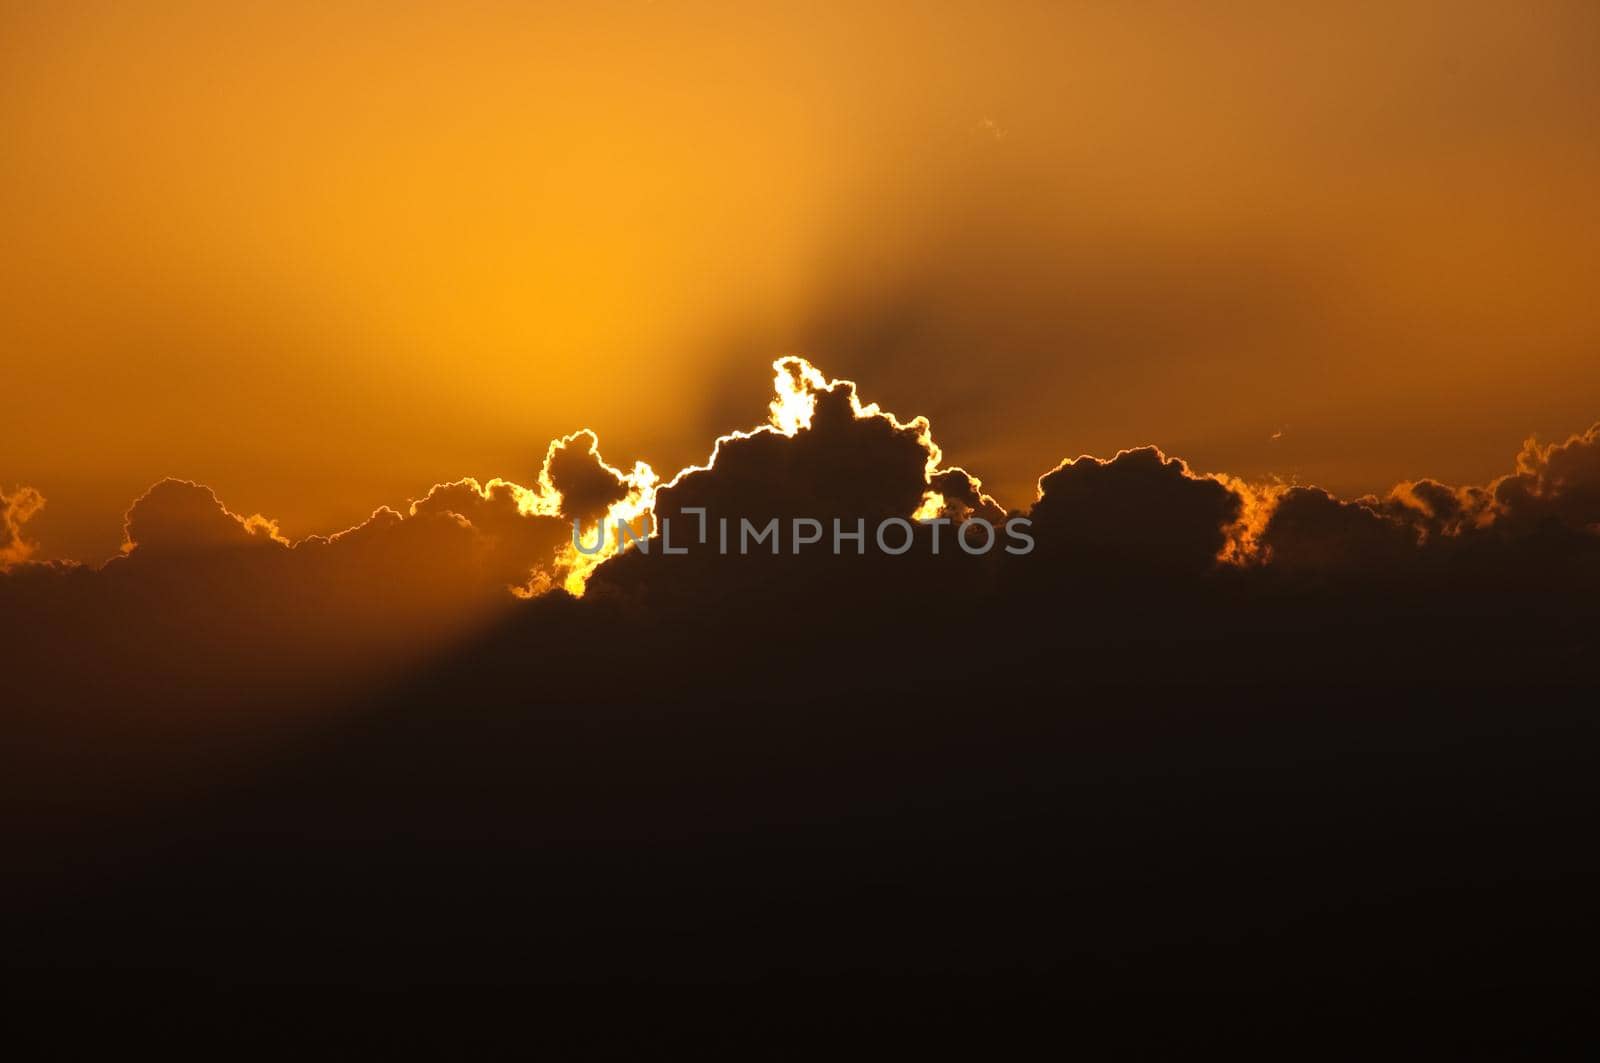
122;478;289;557
539;430;636;529
926;467;1007;524
1259;487;1420;574
1027;447;1243;576
1381;478;1487;541
9;361;1600;620
8;360;1600;1003
1253;422;1600;575
1485;422;1600;537
654;372;934;534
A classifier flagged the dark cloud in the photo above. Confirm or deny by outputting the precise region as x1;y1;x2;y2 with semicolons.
394;478;569;595
926;466;1007;524
105;476;566;617
1381;478;1485;541
1260;487;1421;575
588;368;953;608
12;363;1600;637
9;363;1600;646
1361;425;1600;551
0;441;643;832
122;478;288;557
7;363;1600;1011
539;430;634;529
5;367;1600;770
1026;447;1243;576
1487;422;1600;536
654;380;932;532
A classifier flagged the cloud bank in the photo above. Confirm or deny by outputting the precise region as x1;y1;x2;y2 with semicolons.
6;360;1600;1001
7;361;1600;623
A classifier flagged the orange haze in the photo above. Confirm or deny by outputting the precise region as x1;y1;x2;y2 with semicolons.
5;1;1599;562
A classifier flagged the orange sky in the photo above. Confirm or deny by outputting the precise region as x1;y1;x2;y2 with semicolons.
5;1;1599;563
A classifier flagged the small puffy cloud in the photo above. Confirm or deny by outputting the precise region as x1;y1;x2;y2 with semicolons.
1381;479;1488;540
925;467;1007;524
540;430;633;529
122;478;287;557
0;485;46;569
1027;447;1243;574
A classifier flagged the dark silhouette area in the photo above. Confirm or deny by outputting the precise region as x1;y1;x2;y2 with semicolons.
3;377;1599;1041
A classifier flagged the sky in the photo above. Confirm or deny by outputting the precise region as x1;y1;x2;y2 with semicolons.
8;3;1600;1006
4;0;1599;563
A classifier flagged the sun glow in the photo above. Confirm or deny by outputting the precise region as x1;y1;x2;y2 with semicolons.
911;492;946;522
554;460;659;597
768;358;830;436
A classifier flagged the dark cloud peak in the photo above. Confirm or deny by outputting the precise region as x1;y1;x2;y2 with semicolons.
540;429;634;529
1258;421;1600;576
1260;486;1420;574
1027;447;1243;575
122;478;288;558
1490;422;1600;536
653;377;934;533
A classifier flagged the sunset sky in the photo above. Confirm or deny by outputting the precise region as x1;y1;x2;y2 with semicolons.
5;1;1599;563
10;4;1600;1017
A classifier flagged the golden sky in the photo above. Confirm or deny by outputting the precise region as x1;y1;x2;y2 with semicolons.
5;1;1599;563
